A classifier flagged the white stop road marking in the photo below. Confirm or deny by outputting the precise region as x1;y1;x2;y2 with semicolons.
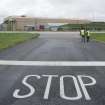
13;75;96;100
0;60;105;66
0;60;98;100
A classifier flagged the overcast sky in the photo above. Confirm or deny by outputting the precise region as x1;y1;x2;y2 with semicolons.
0;0;105;23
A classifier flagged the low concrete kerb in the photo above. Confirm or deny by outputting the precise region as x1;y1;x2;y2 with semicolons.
92;39;105;44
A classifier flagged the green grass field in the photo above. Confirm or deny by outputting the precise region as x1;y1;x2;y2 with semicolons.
0;32;39;50
91;33;105;42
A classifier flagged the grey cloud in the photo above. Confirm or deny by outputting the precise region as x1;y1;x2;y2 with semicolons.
48;0;74;5
0;0;105;23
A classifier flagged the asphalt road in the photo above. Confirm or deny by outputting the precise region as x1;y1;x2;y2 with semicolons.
0;32;105;105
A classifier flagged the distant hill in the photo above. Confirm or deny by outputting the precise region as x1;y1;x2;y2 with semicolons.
58;22;105;31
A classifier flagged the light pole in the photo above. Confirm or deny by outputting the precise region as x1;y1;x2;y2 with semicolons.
9;18;15;31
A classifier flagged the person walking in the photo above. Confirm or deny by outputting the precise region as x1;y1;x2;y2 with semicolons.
86;30;90;42
80;29;85;43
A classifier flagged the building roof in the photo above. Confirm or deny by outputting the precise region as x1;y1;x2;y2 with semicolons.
4;16;91;24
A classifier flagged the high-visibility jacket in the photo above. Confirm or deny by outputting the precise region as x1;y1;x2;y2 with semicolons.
80;30;85;36
87;31;90;36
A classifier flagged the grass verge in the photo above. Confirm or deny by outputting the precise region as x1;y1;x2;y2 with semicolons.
91;33;105;42
0;32;39;50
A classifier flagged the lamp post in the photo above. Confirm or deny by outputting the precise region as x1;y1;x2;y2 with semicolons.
9;18;15;31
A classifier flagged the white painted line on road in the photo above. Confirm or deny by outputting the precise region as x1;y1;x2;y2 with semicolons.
0;60;105;66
